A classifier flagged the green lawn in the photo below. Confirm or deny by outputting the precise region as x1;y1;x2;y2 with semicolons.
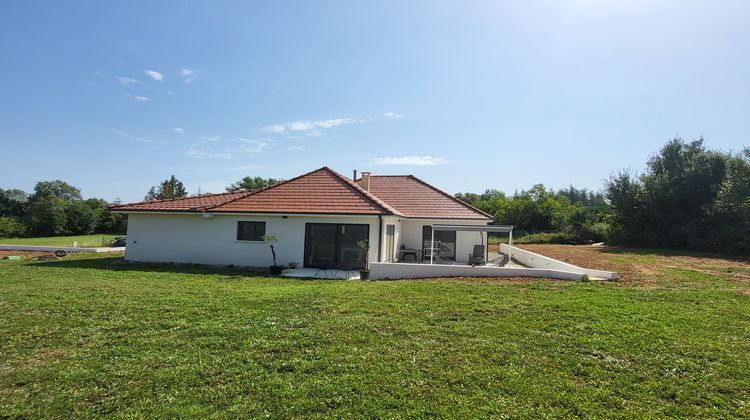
0;249;748;417
0;234;118;247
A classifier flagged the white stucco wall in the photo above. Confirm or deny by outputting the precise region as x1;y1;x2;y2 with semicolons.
123;212;381;267
380;216;402;262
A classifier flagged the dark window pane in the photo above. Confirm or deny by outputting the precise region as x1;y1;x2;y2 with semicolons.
303;223;369;269
422;225;456;261
237;221;266;241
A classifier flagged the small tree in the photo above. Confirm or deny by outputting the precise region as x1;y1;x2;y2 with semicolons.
145;176;188;201
64;201;98;235
227;176;284;192
0;216;25;237
33;180;82;202
261;233;279;267
356;239;370;271
26;196;68;236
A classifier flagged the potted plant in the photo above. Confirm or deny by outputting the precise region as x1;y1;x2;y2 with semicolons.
261;233;283;275
356;239;371;280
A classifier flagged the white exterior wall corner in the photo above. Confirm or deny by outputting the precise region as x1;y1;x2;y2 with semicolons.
124;213;380;267
398;218;490;264
380;216;403;262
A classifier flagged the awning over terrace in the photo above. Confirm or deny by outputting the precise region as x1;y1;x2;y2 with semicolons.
429;224;514;264
432;224;513;233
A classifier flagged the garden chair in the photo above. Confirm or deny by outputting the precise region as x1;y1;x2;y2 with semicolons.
468;244;486;266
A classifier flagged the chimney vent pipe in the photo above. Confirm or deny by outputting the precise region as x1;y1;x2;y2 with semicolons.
361;171;372;191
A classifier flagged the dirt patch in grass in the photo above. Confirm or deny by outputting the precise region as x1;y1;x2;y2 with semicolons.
0;250;54;260
24;348;67;368
517;244;750;287
406;276;570;286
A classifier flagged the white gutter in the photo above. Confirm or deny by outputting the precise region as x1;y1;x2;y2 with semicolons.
112;211;381;219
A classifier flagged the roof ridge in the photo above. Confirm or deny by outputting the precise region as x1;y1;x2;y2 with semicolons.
406;175;494;219
205;167;329;211
324;167;402;216
110;189;253;210
207;166;395;215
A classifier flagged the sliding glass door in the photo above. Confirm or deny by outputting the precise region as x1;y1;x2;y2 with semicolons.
422;225;456;261
304;223;369;269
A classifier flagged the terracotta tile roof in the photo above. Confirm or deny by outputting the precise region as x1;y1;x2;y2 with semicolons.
112;167;396;215
110;167;490;219
212;167;395;215
358;175;493;220
109;190;252;212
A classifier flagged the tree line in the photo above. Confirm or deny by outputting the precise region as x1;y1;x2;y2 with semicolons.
0;181;127;238
0;176;286;239
4;138;748;255
456;137;750;255
141;175;284;202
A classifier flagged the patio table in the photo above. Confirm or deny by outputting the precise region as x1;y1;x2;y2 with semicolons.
398;248;422;262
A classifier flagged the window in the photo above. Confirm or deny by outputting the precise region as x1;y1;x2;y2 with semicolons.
237;221;266;241
422;225;456;261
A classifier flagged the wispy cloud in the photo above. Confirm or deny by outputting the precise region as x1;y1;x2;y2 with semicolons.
133;96;148;101
228;164;262;171
145;70;163;81
116;77;137;86
174;127;186;134
384;111;403;119
186;147;232;159
130;136;155;144
185;137;268;160
373;155;447;166
179;67;196;83
261;118;360;135
286;145;306;151
201;135;221;142
114;129;157;145
230;138;269;153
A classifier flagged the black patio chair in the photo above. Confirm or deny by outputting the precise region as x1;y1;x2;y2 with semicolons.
468;244;486;266
313;256;335;278
338;250;361;279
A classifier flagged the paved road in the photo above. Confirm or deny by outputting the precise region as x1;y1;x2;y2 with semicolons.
0;244;125;253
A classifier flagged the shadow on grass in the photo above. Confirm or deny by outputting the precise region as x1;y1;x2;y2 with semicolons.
26;256;274;277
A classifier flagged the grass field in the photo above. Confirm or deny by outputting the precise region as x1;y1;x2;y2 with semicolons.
0;234;119;247
0;246;748;417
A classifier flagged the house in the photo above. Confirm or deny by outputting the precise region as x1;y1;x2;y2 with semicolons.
110;167;493;269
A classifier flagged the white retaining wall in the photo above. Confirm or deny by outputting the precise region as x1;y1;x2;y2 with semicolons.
500;244;618;280
369;245;618;281
370;262;587;281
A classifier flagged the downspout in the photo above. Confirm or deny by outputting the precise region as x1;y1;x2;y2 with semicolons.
377;215;383;262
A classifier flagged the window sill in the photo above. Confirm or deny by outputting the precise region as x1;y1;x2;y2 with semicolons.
234;240;265;243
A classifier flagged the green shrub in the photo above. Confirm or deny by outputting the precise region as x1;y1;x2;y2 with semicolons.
0;216;25;238
514;232;580;244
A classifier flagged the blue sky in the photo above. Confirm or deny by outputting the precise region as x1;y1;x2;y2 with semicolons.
1;0;748;202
